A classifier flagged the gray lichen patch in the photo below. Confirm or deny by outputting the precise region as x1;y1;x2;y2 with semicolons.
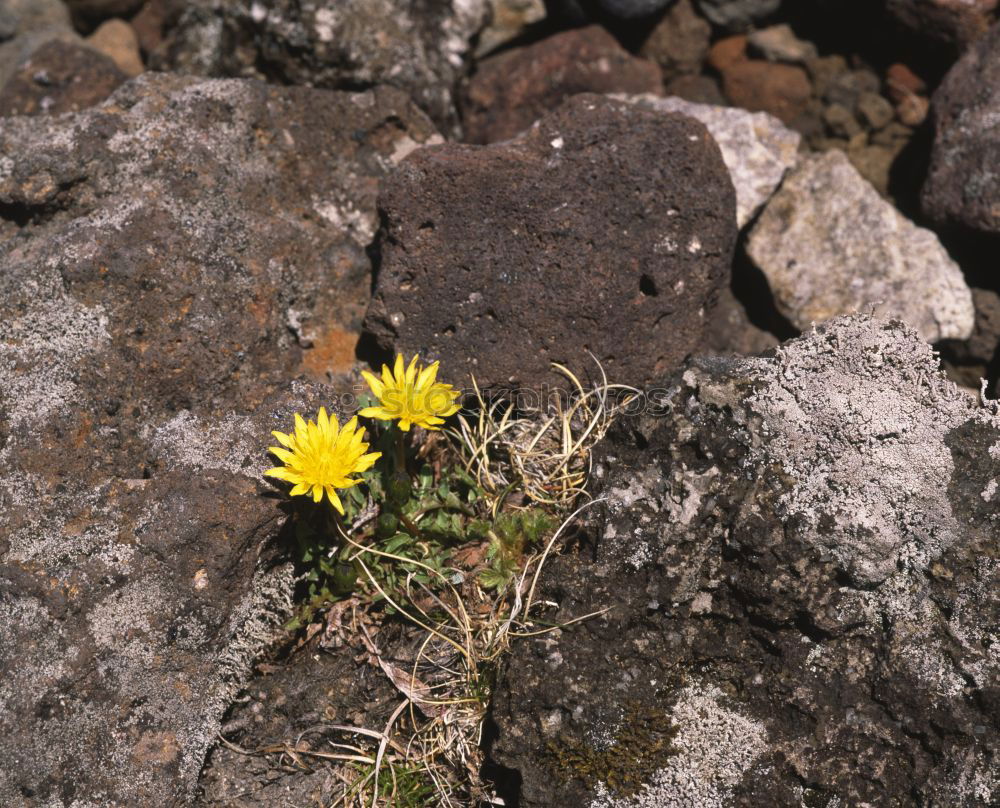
745;315;975;585
590;683;767;808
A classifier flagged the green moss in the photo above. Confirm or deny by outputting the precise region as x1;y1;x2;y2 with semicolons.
544;697;680;796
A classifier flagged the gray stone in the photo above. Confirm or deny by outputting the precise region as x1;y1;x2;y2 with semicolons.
152;0;488;135
857;90;895;130
619;93;801;228
747;23;818;64
638;0;711;79
695;0;782;30
922;21;1000;236
747;150;974;342
0;73;438;806
490;314;1000;807
0;0;76;90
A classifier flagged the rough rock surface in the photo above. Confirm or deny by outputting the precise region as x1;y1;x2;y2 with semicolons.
886;0;998;50
748;150;974;342
922;21;1000;236
490;315;1000;807
0;39;126;116
695;0;781;29
364;93;737;392
0;74;438;805
461;26;663;144
619;93;800;228
152;0;488;136
638;0;711;79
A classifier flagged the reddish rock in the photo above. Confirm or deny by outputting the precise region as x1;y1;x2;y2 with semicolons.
707;34;748;72
721;59;812;124
886;0;998;50
461;25;663;144
886;62;926;103
365;94;737;392
0;39;126;116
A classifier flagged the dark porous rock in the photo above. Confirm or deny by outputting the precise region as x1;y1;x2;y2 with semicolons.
886;0;997;51
489;315;1000;807
461;25;663;144
923;21;1000;236
0;74;438;805
0;39;126;116
152;0;487;136
364;93;737;392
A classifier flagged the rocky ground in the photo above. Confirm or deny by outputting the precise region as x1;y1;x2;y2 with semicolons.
0;0;998;806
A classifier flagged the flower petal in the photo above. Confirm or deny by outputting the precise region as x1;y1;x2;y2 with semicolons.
289;482;310;496
271;430;294;448
361;370;385;398
393;354;405;382
416;361;439;390
268;446;296;464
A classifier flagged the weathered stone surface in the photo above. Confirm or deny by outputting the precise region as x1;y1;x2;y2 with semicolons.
922;21;1000;236
152;0;488;136
886;0;997;50
619;93;800;228
695;0;781;29
364;94;737;392
748;150;974;342
0;73;438;805
490;315;1000;807
638;0;711;79
0;39;126;116
461;26;663;144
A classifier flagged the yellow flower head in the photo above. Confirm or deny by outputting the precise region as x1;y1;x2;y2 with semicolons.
263;407;381;514
359;354;461;432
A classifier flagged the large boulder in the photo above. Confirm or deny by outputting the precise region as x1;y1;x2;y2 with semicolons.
460;26;663;145
364;93;737;392
618;93;800;228
151;0;488;136
922;21;1000;236
489;315;1000;807
748;149;974;343
0;73;438;805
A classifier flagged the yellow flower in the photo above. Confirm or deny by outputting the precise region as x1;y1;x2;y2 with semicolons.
263;407;381;513
359;354;461;431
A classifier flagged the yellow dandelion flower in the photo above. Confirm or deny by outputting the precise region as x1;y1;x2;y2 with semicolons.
263;407;381;514
359;353;461;432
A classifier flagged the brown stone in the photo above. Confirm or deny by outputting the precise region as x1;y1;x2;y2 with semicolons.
0;39;126;116
707;34;748;72
85;18;143;77
721;59;812;124
639;0;711;79
129;0;168;56
364;94;737;392
461;25;663;144
886;62;926;103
